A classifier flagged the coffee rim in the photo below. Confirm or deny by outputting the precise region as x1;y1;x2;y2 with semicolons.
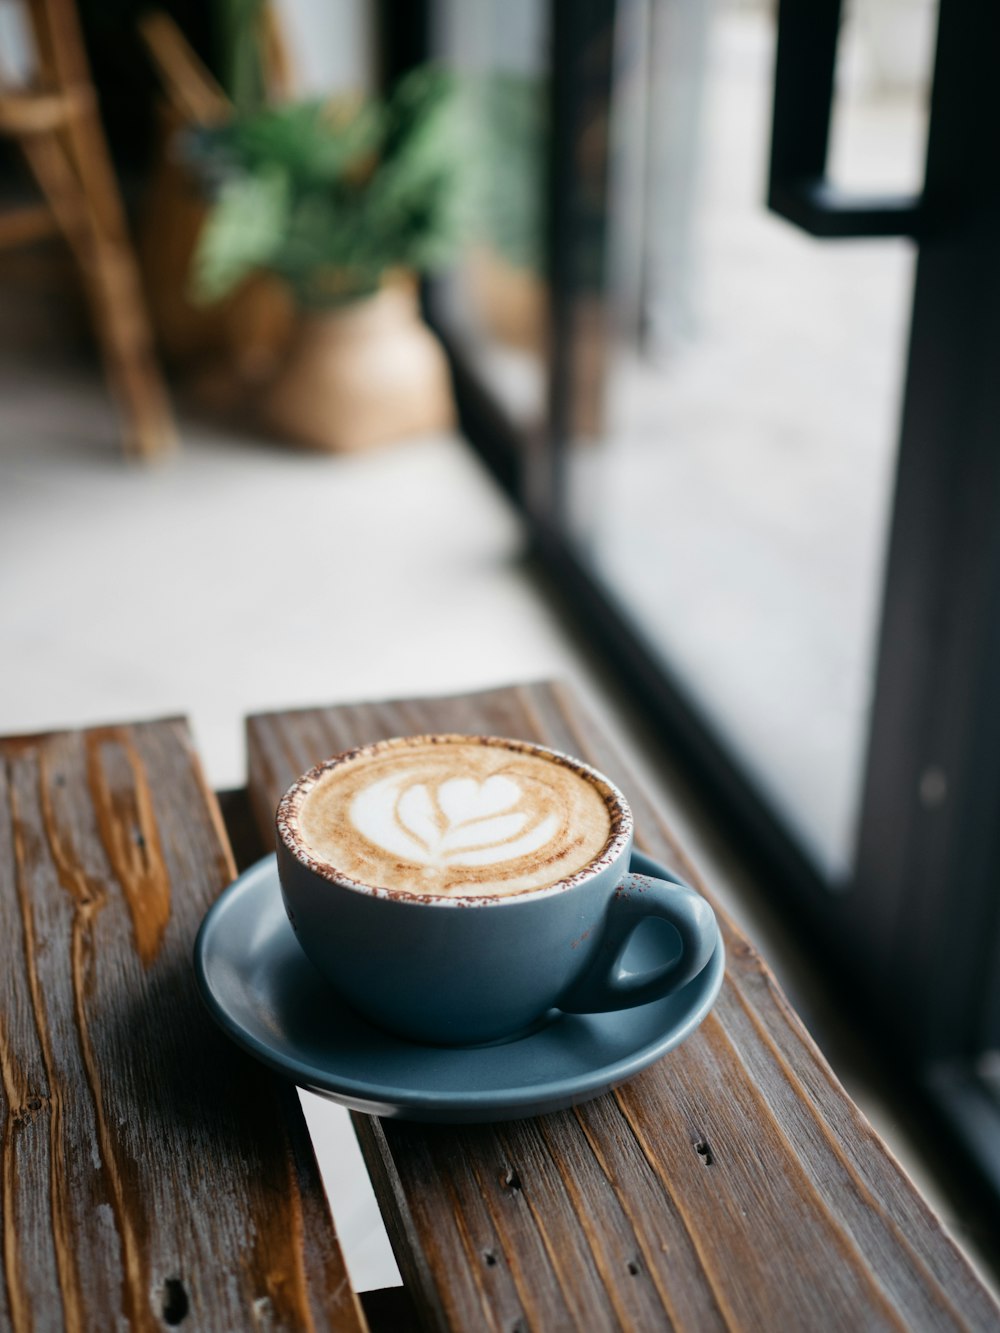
276;733;633;907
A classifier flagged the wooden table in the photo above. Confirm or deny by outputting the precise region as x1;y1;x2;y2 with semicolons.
1;682;996;1331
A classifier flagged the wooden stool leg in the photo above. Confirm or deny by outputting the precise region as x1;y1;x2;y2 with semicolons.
24;0;177;459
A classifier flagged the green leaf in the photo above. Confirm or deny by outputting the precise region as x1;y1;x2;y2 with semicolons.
189;170;289;303
185;65;469;306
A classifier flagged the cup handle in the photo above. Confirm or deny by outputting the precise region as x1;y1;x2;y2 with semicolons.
558;873;718;1014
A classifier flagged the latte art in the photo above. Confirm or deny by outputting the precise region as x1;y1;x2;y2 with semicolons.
292;737;615;897
352;772;561;868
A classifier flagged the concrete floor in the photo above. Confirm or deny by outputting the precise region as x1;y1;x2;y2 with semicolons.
2;352;996;1297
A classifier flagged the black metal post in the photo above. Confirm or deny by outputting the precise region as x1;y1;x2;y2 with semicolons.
533;0;617;522
853;0;1000;1072
767;0;1000;1207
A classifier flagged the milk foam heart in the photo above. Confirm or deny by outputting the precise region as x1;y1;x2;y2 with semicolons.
293;736;615;897
352;773;559;867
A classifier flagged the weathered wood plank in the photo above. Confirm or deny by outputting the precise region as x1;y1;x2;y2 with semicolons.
0;719;366;1332
246;683;1000;1332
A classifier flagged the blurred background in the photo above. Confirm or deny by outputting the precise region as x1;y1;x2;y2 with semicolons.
2;0;999;1296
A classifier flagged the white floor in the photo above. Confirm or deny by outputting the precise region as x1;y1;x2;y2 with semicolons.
0;368;586;792
3;357;996;1297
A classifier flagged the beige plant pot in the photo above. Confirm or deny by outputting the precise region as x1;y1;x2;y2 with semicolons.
259;286;455;452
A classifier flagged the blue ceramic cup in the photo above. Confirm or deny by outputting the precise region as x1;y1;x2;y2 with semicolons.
275;736;718;1046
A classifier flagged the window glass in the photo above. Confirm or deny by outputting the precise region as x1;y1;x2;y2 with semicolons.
565;0;933;875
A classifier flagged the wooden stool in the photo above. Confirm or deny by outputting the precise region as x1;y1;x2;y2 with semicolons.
0;0;176;460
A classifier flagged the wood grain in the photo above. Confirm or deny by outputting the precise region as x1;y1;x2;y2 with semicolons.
0;719;366;1332
246;682;1000;1332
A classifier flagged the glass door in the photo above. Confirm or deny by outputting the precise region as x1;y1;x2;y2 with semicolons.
562;0;928;880
398;0;1000;1214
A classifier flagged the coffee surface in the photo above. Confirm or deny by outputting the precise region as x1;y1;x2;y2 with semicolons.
295;738;614;897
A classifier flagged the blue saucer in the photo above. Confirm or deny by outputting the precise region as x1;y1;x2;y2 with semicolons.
194;850;725;1123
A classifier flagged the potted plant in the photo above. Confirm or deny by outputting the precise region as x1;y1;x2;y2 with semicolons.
187;65;461;451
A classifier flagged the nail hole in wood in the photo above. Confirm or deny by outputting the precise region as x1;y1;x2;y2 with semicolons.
13;1095;47;1124
695;1140;714;1165
483;1250;498;1267
627;1259;640;1276
54;773;66;788
161;1277;188;1324
134;829;146;850
502;1167;521;1192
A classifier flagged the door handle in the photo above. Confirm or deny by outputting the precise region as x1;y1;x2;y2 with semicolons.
767;0;924;238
